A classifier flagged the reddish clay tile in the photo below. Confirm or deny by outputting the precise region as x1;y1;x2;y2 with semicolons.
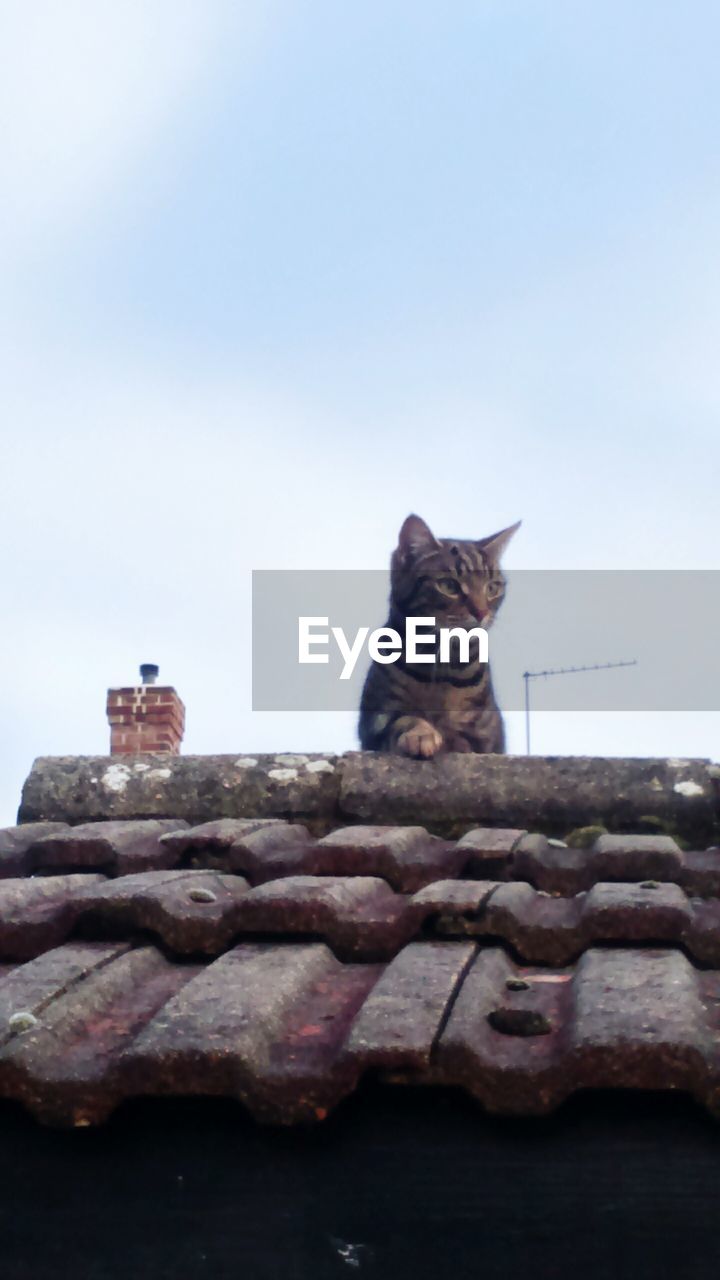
1;940;720;1124
436;946;720;1114
0;823;69;878
0;875;106;959
455;827;526;879
123;942;379;1123
590;833;685;882
581;881;692;941
234;875;421;960
4;867;720;967
412;879;497;916
342;941;476;1073
0;943;200;1125
680;848;720;896
0;941;129;1033
679;897;720;966
481;882;579;965
424;879;720;967
512;832;685;893
226;824;317;880
28;820;189;876
160;819;314;880
74;870;251;954
313;825;461;891
159;818;287;859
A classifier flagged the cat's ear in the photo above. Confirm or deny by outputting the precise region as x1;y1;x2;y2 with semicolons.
477;519;522;562
397;514;440;558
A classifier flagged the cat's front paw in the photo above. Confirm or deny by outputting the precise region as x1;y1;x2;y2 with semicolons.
396;719;444;759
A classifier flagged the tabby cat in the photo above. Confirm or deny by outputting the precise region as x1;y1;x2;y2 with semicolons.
358;513;520;757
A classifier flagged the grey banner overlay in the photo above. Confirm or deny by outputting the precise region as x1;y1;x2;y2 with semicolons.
252;570;719;712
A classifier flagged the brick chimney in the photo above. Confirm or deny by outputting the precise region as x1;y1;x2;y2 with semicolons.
106;664;185;755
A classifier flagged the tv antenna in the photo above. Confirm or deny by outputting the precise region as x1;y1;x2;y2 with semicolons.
522;659;638;754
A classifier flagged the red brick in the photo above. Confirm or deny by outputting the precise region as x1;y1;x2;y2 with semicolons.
107;684;184;757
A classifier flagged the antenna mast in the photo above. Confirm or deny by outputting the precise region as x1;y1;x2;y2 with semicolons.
522;659;638;754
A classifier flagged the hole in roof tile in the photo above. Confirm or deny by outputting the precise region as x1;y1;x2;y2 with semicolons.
8;1011;39;1034
188;887;217;904
488;1008;552;1037
505;977;531;991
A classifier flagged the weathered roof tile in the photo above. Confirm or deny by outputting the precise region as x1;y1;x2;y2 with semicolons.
314;825;459;890
75;870;251;954
0;943;200;1126
124;942;373;1124
3;800;720;1125
1;940;720;1124
22;820;189;877
0;822;69;878
4;861;720;965
0;874;106;959
343;940;476;1072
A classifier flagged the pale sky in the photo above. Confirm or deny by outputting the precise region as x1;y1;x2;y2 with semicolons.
2;1;719;824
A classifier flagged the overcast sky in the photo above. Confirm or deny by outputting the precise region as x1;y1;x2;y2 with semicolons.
2;1;719;825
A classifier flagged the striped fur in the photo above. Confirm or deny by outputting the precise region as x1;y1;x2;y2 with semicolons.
358;513;520;758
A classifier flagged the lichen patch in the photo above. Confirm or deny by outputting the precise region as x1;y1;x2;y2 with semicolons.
674;780;704;798
306;759;335;774
102;764;131;794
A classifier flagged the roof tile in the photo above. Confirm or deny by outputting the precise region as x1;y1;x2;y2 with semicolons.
455;826;525;878
3;867;720;965
24;820;189;877
0;943;200;1125
0;823;69;878
436;946;720;1114
313;825;461;890
3;809;720;1124
124;942;375;1123
343;940;476;1072
0;874;106;959
75;870;251;954
160;819;314;879
0;940;720;1124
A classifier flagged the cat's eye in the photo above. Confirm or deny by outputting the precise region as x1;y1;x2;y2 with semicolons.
486;579;503;599
436;577;461;596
